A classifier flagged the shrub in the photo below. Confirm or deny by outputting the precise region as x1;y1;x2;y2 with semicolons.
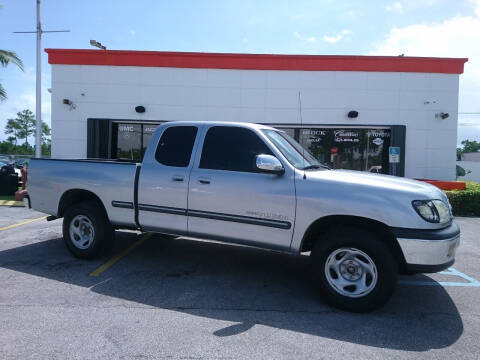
445;181;480;216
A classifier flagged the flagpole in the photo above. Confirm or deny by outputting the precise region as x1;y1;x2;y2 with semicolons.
13;0;69;158
35;0;42;158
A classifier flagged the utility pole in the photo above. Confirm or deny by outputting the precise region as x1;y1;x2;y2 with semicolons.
35;0;41;158
14;0;69;158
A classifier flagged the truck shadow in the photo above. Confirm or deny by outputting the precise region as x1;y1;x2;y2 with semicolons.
0;231;463;351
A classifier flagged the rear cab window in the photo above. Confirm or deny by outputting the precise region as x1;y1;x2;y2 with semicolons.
155;126;198;167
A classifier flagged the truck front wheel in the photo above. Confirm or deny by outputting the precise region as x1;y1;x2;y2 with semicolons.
62;201;114;259
311;226;398;312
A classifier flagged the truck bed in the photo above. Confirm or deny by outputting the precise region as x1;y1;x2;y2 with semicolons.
28;158;139;228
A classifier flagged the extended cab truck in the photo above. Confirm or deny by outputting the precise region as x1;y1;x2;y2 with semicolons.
28;122;460;312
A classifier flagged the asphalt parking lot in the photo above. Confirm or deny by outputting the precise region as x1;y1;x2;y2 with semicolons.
1;207;479;359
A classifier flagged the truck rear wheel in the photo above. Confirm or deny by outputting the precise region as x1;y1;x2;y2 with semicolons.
62;201;114;259
311;226;398;312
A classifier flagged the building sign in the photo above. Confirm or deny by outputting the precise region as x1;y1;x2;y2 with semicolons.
389;146;400;163
372;138;383;146
302;129;326;143
144;126;157;133
334;130;359;143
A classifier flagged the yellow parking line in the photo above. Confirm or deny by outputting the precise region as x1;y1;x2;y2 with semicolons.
0;200;24;207
89;232;152;277
0;216;48;231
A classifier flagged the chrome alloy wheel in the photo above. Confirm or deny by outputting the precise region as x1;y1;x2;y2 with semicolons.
324;247;378;298
69;215;95;250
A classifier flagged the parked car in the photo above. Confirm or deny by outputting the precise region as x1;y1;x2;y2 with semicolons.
0;161;19;196
0;160;15;175
368;165;382;174
27;122;460;312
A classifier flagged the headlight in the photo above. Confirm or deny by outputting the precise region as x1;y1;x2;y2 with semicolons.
412;200;451;224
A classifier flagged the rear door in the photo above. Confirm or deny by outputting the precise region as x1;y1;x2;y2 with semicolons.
187;125;296;250
138;125;199;234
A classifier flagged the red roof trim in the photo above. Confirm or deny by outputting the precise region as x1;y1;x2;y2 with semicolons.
45;49;467;74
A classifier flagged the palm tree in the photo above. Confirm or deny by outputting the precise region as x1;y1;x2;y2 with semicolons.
0;49;24;101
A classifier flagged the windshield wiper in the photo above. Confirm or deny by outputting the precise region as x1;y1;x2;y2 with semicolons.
302;165;320;170
302;165;325;170
302;164;330;170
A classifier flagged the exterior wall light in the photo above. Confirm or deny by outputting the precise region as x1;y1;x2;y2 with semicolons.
90;40;107;50
435;112;450;120
135;105;146;113
62;98;76;110
348;110;359;118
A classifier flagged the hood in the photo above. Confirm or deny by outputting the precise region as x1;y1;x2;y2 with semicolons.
304;169;445;200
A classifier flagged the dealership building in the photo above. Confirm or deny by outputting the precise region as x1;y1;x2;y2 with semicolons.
45;49;467;180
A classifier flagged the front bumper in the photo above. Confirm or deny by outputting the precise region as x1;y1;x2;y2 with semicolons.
393;222;460;273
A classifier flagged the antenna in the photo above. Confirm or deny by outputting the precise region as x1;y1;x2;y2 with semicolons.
298;91;306;179
13;0;70;158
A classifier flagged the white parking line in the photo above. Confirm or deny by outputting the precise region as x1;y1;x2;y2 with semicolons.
399;267;480;287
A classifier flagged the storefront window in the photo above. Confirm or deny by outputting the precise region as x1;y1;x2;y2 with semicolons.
277;127;391;174
115;123;160;160
142;125;158;157
112;122;391;174
117;123;142;160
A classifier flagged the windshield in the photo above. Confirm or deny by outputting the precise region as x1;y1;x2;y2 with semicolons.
263;129;326;170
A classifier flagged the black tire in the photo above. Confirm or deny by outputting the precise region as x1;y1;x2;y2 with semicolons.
311;226;398;313
62;201;114;259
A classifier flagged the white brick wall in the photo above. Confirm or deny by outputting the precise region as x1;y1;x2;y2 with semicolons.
50;65;460;180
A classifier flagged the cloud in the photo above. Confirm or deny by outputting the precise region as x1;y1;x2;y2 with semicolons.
322;29;352;44
322;34;342;43
370;1;480;115
293;31;317;43
385;0;449;14
386;2;404;13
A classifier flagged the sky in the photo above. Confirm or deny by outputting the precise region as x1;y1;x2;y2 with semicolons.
1;0;479;145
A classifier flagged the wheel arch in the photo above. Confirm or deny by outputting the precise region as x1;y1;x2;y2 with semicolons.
300;215;407;273
58;189;109;220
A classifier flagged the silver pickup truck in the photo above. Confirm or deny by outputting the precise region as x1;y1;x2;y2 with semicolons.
28;121;460;312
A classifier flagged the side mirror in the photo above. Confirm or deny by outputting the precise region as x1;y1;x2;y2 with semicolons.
255;154;285;175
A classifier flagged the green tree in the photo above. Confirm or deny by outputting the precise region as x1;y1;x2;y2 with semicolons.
456;147;463;161
11;109;36;147
461;140;480;154
0;49;24;101
0;140;15;154
4;118;21;145
42;139;51;156
36;121;51;143
457;140;480;160
5;109;51;151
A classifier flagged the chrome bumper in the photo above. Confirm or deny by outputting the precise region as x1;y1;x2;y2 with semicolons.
393;222;460;273
398;235;459;265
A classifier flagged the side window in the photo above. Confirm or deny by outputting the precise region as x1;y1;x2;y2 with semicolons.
200;126;273;172
155;126;198;167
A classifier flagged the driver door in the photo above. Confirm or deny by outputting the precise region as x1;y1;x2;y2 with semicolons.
187;125;296;250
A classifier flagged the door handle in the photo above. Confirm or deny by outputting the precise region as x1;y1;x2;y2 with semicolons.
172;176;184;182
198;177;210;184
